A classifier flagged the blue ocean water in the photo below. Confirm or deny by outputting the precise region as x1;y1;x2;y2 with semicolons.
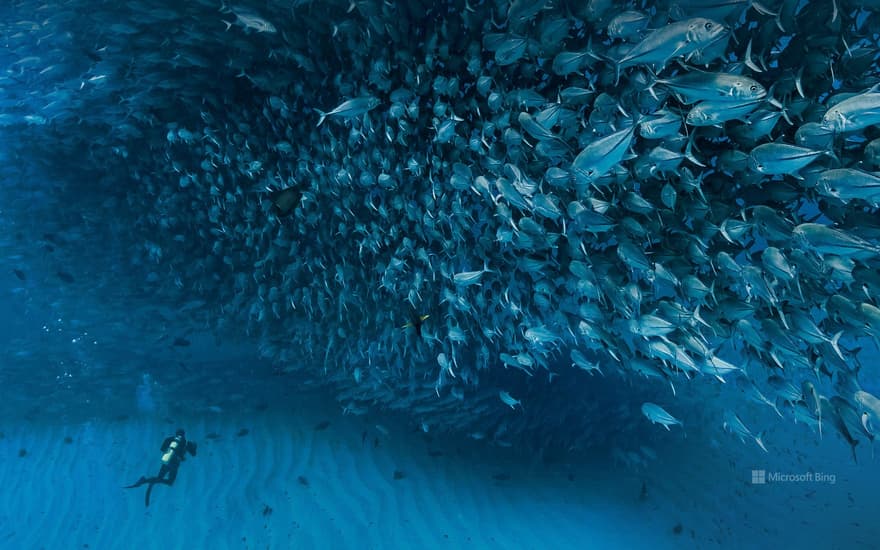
1;0;880;548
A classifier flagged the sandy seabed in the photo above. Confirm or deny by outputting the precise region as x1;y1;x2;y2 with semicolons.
0;388;875;550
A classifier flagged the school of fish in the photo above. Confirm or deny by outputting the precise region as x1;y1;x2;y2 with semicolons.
3;0;880;457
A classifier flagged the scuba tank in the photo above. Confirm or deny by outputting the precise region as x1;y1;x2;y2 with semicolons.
161;436;182;464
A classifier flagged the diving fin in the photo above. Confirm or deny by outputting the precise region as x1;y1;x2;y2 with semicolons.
123;476;148;489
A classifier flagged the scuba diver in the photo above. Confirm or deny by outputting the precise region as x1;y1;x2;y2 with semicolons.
124;429;197;507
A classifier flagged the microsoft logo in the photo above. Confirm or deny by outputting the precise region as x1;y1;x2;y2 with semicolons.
751;469;766;484
750;469;837;485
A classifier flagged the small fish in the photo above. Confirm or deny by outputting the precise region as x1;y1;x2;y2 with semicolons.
452;261;493;287
685;98;762;126
649;71;766;104
57;271;75;283
641;402;682;430
748;143;832;175
818;168;880;206
822;88;880;133
172;337;190;347
270;187;301;217
793;223;880;261
499;390;522;409
401;314;430;337
571;125;636;185
607;10;650;40
12;269;25;281
570;349;603;375
615;18;727;76
316;96;381;127
223;7;277;33
722;410;768;452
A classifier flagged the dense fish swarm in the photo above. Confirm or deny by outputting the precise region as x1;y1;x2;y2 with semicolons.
4;0;880;455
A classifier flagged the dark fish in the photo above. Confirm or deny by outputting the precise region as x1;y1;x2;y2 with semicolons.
270;187;301;217
172;337;190;347
314;420;331;431
401;313;430;337
57;271;75;283
12;269;25;281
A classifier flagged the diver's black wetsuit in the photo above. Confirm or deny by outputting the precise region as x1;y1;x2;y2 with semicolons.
125;430;197;507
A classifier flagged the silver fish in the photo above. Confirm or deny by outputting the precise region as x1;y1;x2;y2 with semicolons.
818;168;880;206
723;410;768;452
570;125;636;185
499;390;522;409
616;18;727;75
650;71;766;104
316;96;381;127
822;88;880;133
641;402;682;430
748;143;831;175
793;223;880;261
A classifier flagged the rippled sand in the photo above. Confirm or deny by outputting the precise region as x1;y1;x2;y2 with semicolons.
0;391;874;549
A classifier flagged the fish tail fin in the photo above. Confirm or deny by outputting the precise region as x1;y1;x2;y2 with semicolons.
693;304;711;330
644;69;661;101
772;402;783;418
315;109;327;127
755;432;769;453
751;1;785;32
597;51;622;86
743;38;763;73
825;149;840;165
777;305;790;330
830;330;845;362
684;131;705;168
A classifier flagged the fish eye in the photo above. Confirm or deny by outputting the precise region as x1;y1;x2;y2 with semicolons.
705;22;713;30
750;85;758;91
